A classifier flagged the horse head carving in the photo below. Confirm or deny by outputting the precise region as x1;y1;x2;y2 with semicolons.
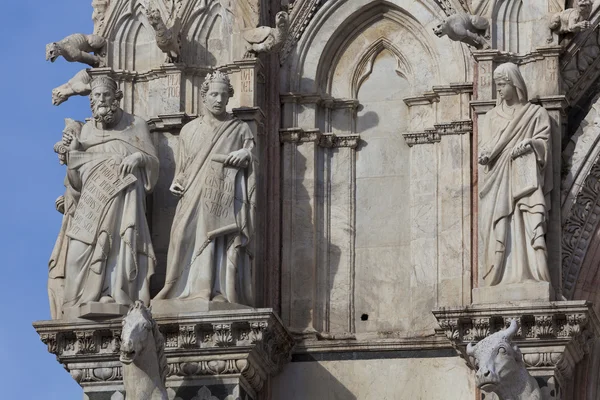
120;301;168;400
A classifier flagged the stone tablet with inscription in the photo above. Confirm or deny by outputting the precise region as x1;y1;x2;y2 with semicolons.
67;162;137;244
511;150;537;199
203;159;238;239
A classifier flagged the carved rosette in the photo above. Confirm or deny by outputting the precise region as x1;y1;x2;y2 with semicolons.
33;309;294;398
433;301;600;391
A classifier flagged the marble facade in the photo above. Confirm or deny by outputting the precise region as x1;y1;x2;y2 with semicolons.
32;0;600;399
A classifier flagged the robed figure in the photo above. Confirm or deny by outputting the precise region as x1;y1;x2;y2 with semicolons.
59;76;159;314
155;71;256;305
478;63;553;286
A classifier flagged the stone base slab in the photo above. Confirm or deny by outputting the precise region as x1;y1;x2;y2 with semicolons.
150;297;253;316
63;302;129;320
472;281;555;304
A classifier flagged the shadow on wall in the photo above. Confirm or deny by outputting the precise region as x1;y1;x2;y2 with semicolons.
271;359;357;400
149;131;178;297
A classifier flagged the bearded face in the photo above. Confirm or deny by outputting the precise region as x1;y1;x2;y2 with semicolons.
90;86;120;124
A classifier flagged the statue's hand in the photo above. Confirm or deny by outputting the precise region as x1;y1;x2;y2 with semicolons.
170;181;185;197
119;153;143;177
576;20;591;30
55;195;65;214
511;139;532;159
225;149;250;168
62;130;79;150
478;150;490;165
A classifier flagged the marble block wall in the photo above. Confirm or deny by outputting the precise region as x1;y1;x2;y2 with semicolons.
279;0;473;337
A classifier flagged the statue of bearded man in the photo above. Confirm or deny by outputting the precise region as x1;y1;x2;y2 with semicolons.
59;76;159;318
155;71;256;306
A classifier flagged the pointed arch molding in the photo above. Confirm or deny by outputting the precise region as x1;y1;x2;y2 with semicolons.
351;38;412;99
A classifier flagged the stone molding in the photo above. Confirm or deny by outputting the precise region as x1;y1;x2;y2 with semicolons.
562;157;600;298
33;309;294;396
279;127;360;148
403;120;473;147
472;46;563;66
433;301;599;387
280;0;325;64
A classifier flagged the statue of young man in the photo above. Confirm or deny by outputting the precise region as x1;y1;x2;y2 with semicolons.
478;63;553;287
60;76;159;316
155;71;256;306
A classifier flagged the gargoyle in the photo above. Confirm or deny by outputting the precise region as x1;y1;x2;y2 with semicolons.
45;33;107;67
146;6;181;63
433;13;490;49
467;321;542;400
243;11;289;58
548;0;592;43
52;69;92;106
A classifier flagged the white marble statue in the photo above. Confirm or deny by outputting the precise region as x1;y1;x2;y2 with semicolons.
243;11;289;57
467;320;542;400
548;0;592;42
120;301;168;400
60;76;159;314
48;119;84;320
478;63;553;287
155;71;256;305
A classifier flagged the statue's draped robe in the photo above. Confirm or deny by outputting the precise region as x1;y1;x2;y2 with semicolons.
155;115;255;305
48;179;79;319
479;103;553;286
62;113;159;310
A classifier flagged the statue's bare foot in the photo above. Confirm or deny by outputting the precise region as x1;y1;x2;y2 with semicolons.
99;296;115;304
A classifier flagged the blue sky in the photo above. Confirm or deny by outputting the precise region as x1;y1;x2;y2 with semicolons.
0;1;96;397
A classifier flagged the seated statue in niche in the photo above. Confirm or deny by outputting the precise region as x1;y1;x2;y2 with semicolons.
478;63;553;288
58;76;159;317
154;71;256;306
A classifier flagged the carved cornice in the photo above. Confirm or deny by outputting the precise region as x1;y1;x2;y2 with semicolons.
280;127;321;143
472;47;562;65
33;309;294;394
319;133;360;149
148;113;194;132
562;158;600;298
403;120;473;147
279;128;360;148
433;302;599;383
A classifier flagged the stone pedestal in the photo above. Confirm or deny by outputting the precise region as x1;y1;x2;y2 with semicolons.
33;309;294;400
472;281;555;304
433;301;599;400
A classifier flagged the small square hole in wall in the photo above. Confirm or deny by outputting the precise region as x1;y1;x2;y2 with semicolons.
361;314;368;321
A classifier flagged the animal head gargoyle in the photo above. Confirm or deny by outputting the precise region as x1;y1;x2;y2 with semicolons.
466;320;523;392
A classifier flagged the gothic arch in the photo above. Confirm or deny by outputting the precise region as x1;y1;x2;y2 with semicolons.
350;37;412;99
181;1;232;66
110;2;164;70
288;0;469;94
